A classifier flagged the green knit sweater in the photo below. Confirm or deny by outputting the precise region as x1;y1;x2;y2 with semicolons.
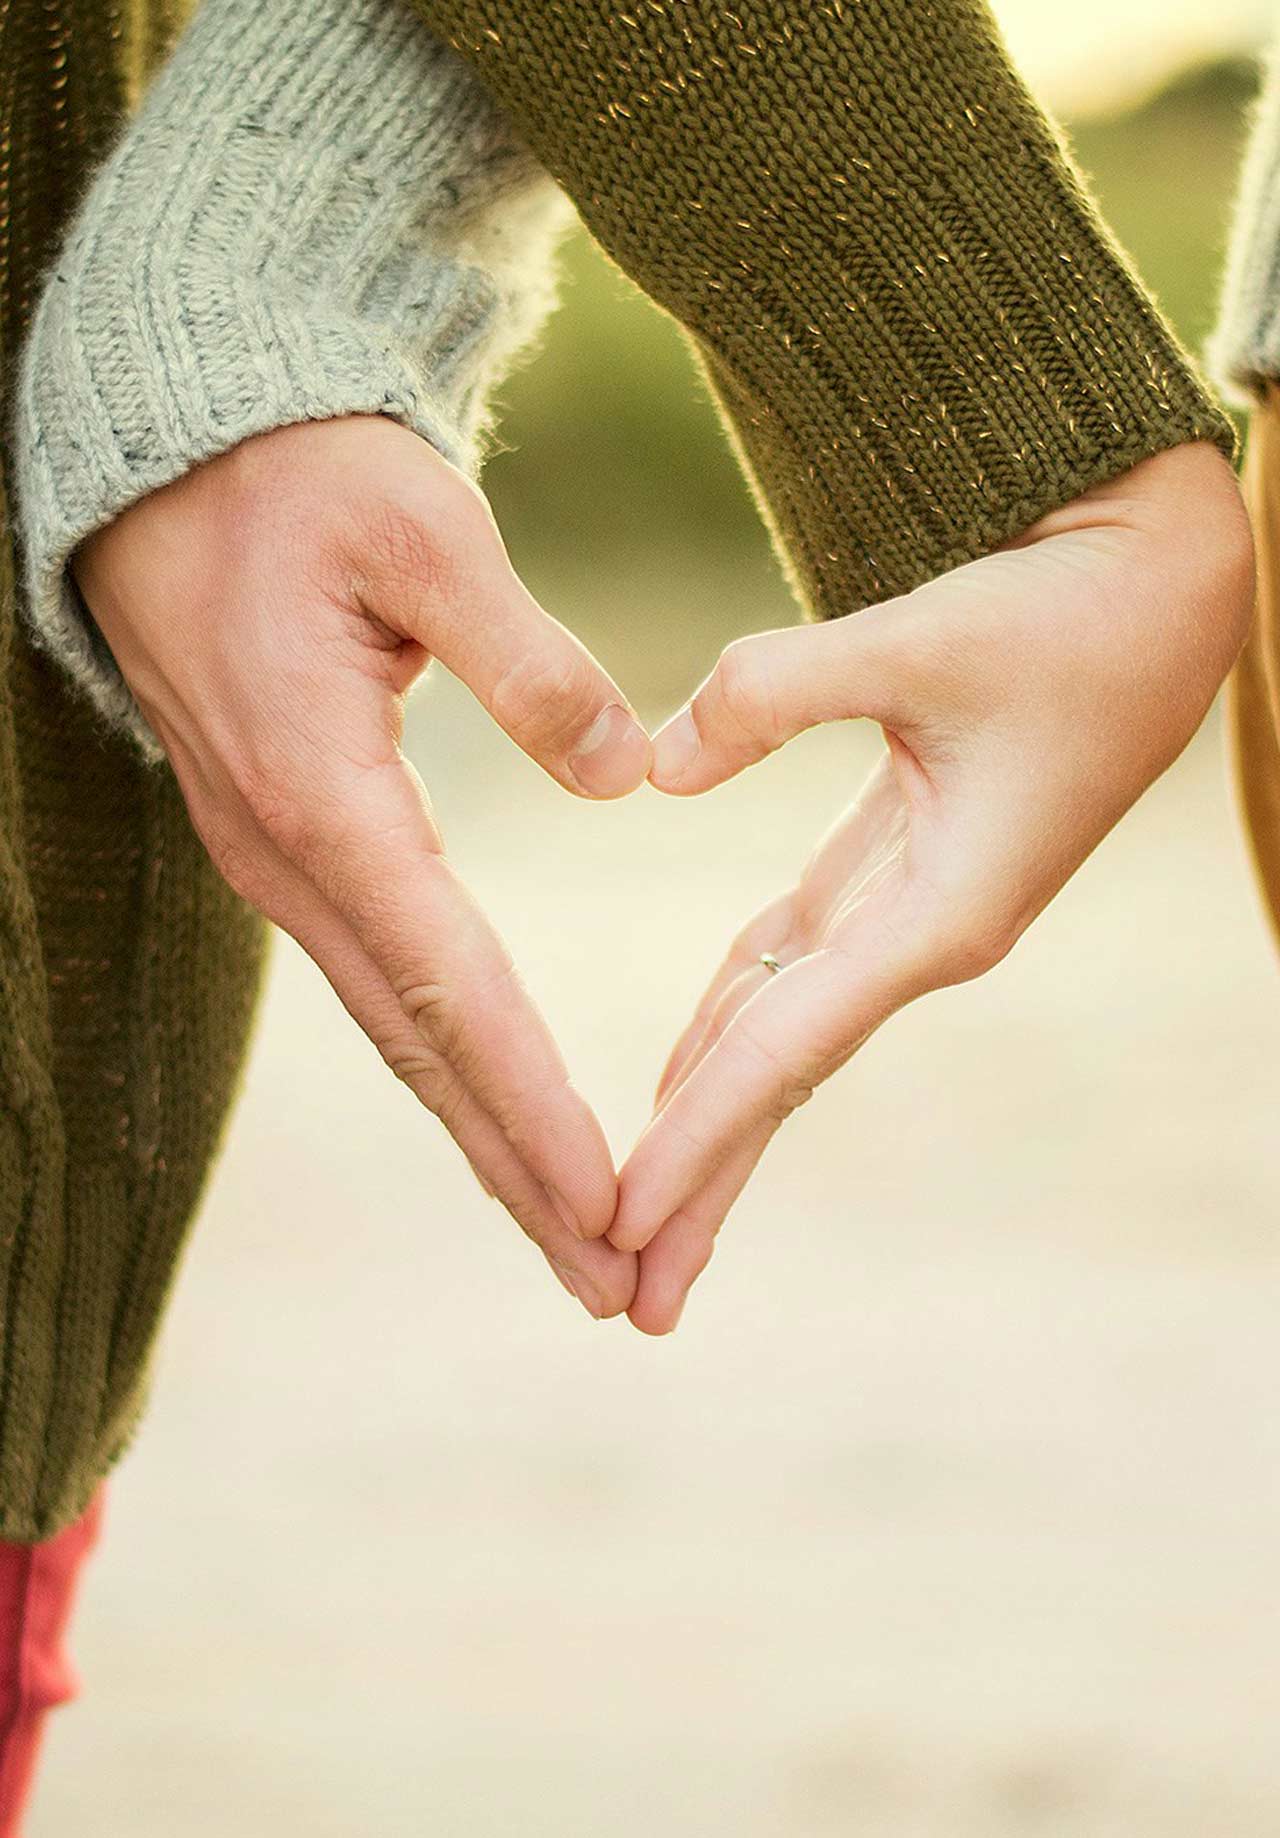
0;1;265;1542
0;0;1235;1540
407;0;1233;619
1;0;569;1541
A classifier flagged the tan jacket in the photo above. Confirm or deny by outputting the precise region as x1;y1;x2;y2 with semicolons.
1212;45;1280;944
1231;393;1280;944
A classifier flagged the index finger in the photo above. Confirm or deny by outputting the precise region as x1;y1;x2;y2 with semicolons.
287;755;620;1241
613;931;908;1252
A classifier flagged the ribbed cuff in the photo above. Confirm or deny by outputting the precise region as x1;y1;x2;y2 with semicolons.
1209;43;1280;406
417;0;1234;622
12;0;570;755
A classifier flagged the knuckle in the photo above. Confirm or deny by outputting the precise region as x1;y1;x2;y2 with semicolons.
360;498;455;602
234;762;322;865
384;1045;453;1113
730;1020;815;1122
444;472;501;547
731;894;797;969
491;646;594;751
397;979;462;1054
711;639;773;747
774;1075;816;1121
932;903;1021;986
368;472;498;589
729;925;764;970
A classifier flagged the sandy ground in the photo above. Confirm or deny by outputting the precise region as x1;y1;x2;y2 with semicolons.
30;677;1280;1837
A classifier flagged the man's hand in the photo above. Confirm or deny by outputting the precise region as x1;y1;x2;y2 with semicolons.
75;415;649;1319
614;442;1255;1334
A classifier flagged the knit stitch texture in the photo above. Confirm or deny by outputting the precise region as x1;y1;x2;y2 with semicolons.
1;0;265;1542
0;0;562;1541
411;0;1234;624
0;0;1250;1542
13;0;572;753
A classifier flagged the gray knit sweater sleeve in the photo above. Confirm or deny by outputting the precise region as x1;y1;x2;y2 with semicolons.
1209;42;1280;405
12;0;571;748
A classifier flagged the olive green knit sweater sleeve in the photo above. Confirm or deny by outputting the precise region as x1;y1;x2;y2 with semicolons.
12;0;572;754
409;0;1233;621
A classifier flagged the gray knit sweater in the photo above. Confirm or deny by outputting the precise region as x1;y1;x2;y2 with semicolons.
1212;40;1280;404
12;0;569;752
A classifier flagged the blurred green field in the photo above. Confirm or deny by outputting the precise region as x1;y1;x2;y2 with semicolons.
481;57;1259;716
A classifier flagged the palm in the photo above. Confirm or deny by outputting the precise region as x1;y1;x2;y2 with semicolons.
612;442;1253;1335
77;416;651;1321
656;751;918;1110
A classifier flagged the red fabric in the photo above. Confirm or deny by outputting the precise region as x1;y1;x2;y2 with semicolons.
0;1489;105;1837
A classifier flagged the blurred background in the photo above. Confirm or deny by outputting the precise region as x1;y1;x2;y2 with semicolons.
34;6;1280;1834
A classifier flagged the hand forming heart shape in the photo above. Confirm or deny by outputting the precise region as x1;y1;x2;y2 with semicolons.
76;420;1253;1337
611;439;1252;1333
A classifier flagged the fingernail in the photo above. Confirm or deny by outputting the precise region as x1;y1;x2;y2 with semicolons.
651;709;700;788
567;703;650;798
548;1186;586;1241
550;1260;606;1320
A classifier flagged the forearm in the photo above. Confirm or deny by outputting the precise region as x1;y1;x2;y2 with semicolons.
13;0;570;749
412;0;1232;619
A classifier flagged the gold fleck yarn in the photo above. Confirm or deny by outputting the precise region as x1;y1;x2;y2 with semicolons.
0;0;1242;1542
1;0;265;1541
408;0;1234;618
1;0;569;1540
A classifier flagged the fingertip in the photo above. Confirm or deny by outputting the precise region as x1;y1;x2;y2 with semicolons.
626;1284;687;1337
550;1229;637;1318
648;708;702;794
585;1239;640;1318
551;1175;623;1243
566;704;653;799
646;767;707;798
534;1093;621;1241
596;1288;636;1322
648;722;737;798
609;1152;649;1252
613;1125;692;1252
607;1213;660;1254
626;1300;681;1336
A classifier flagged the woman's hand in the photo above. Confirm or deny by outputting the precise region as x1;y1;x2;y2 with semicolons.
613;442;1255;1334
75;415;650;1319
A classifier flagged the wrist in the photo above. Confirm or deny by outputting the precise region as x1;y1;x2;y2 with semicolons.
1014;441;1251;637
12;0;570;753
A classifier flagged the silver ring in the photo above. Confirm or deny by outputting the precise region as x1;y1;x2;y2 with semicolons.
759;952;783;976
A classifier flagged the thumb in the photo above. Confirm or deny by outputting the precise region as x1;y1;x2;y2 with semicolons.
362;466;651;800
649;608;915;796
474;569;654;800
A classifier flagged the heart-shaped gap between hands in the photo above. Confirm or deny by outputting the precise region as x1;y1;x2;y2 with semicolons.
74;422;1252;1339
